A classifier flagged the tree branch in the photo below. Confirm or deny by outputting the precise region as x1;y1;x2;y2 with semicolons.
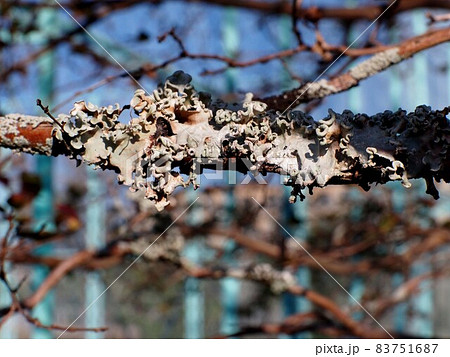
261;27;450;110
12;0;450;21
0;71;449;211
182;0;450;22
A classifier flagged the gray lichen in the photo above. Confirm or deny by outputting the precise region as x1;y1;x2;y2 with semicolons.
123;233;184;262
236;263;298;294
349;48;402;81
304;79;339;99
1;71;449;209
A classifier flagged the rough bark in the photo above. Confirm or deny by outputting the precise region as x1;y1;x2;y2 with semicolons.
0;71;449;210
0;114;53;155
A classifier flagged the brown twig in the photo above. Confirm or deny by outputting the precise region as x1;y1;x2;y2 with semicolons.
36;99;64;131
52;76;122;112
427;11;450;23
291;0;303;46
0;244;106;334
262;26;450;110
10;0;450;22
24;251;94;309
22;309;107;333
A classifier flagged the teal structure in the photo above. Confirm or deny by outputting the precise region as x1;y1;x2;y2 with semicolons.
184;189;205;338
31;5;57;339
84;168;106;338
220;8;241;337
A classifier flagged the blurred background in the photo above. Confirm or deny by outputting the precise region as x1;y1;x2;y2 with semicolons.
0;0;450;338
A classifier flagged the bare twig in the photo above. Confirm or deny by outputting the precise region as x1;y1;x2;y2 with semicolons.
262;26;450;109
291;0;303;46
36;99;64;131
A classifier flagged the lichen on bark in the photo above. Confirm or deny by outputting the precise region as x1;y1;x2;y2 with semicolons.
0;71;449;210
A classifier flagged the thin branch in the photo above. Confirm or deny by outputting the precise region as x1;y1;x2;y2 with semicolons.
36;99;64;132
23;251;94;309
262;26;450;110
291;0;303;46
427;11;450;23
21;309;107;333
0;239;106;334
10;0;450;22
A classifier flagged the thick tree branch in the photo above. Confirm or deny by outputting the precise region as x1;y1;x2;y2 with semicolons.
0;71;449;211
0;115;54;156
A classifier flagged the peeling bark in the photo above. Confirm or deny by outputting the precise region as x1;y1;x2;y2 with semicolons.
0;114;53;155
0;71;449;210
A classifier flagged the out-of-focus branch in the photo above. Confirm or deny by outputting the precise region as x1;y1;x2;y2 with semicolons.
182;0;450;22
427;11;450;23
0;240;106;333
262;27;450;110
0;18;97;82
3;220;448;337
11;0;450;21
182;226;450;275
211;312;342;338
373;270;441;318
0;1;138;82
125;239;391;338
156;26;450;78
157;28;308;76
3;233;382;337
23;251;94;309
291;0;303;46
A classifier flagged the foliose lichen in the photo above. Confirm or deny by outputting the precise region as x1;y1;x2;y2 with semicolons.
3;71;447;210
